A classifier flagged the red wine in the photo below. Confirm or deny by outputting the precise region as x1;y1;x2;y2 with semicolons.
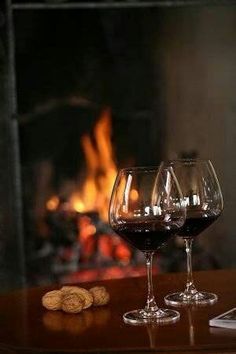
178;214;220;238
113;221;180;252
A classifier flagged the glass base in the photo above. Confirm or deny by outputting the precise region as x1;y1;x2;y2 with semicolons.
164;291;218;307
123;308;180;325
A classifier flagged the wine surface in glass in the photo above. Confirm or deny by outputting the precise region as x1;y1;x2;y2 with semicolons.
178;213;220;238
113;220;180;252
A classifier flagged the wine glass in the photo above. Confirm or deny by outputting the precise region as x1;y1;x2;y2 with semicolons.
109;165;186;325
164;159;223;306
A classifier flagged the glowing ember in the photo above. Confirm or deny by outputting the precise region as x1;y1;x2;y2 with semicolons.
78;215;97;262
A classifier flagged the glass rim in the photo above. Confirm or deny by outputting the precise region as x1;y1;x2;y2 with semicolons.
164;158;212;164
118;165;163;173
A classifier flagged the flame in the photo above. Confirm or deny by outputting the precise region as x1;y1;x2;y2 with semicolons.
68;108;117;221
46;109;117;219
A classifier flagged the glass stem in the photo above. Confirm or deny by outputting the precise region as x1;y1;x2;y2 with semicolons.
145;252;158;312
184;238;197;295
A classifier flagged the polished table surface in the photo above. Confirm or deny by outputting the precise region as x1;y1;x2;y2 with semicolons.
0;269;235;353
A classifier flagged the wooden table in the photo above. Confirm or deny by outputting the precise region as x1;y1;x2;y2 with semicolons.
0;269;235;353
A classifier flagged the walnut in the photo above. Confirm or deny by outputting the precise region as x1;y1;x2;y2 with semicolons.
61;292;85;314
61;286;93;309
42;290;62;311
89;286;110;306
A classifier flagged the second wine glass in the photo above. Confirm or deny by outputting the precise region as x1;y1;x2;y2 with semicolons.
164;159;223;306
109;165;186;325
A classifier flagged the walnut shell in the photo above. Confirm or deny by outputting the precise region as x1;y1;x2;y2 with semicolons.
89;286;110;306
42;290;62;311
61;286;93;309
61;292;85;314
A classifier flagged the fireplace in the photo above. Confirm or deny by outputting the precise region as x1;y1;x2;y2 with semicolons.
22;107;151;284
10;3;169;286
2;0;236;289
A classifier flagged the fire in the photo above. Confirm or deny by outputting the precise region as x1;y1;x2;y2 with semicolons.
46;108;117;220
69;108;117;220
44;108;138;278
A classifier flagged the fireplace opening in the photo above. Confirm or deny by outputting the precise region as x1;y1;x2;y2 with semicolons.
14;7;167;286
21;105;153;285
20;103;160;284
